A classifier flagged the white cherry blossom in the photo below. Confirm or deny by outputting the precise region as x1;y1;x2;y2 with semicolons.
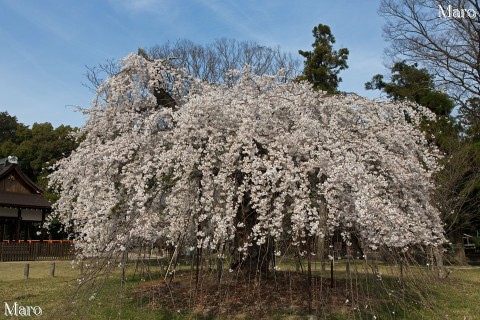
49;54;445;257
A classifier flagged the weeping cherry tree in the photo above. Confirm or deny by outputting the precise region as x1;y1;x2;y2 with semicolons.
49;54;445;278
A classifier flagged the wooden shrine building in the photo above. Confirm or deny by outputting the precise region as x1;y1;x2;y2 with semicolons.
0;156;51;242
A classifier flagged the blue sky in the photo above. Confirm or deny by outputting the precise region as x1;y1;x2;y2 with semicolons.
0;0;388;128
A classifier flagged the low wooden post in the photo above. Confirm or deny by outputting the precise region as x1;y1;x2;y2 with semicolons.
24;263;29;279
321;261;326;274
346;261;350;275
50;262;56;277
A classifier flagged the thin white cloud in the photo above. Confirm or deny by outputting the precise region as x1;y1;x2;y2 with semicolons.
129;0;160;10
195;0;274;44
0;27;50;78
2;1;73;43
108;0;178;16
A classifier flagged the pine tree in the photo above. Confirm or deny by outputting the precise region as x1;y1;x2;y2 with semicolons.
298;24;349;93
365;61;454;116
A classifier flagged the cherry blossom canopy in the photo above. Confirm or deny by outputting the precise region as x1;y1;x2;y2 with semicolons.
49;54;445;256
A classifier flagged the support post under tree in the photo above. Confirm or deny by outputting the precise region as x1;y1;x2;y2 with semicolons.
307;237;313;314
330;259;334;289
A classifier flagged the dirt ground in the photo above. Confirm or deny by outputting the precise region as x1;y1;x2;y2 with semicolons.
134;270;361;319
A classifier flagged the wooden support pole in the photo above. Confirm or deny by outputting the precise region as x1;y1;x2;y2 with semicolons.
79;261;84;275
216;255;223;286
346;261;350;275
24;263;29;279
121;252;127;284
330;259;334;288
307;237;313;314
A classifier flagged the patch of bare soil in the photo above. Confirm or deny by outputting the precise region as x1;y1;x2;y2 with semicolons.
134;271;358;319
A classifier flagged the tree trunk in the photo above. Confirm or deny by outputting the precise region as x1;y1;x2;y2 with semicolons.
230;230;273;274
230;193;273;274
316;202;328;259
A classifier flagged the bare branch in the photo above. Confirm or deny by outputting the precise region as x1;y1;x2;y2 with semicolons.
380;0;480;114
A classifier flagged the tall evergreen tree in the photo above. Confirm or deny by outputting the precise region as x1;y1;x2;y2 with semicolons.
298;24;349;93
0;111;21;143
365;62;454;116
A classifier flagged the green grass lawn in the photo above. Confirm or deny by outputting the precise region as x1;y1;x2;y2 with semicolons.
0;261;78;319
0;260;180;320
428;267;480;320
0;260;479;319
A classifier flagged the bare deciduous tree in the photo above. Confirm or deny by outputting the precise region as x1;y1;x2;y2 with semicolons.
379;0;480;119
84;38;301;92
380;1;480;266
84;58;118;93
149;38;301;84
